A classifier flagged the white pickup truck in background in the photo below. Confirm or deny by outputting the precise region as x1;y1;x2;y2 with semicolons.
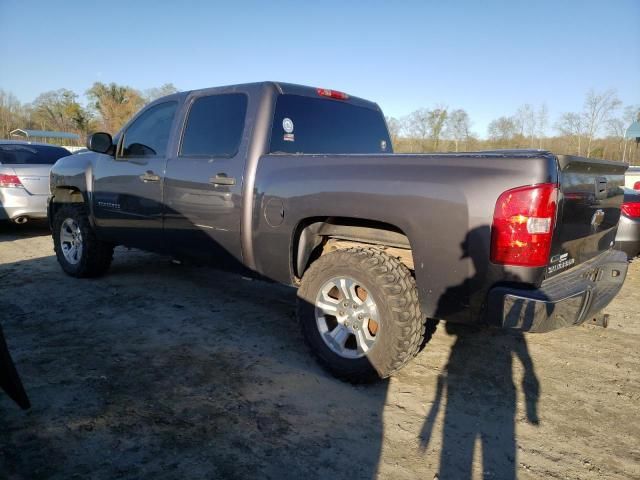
625;166;640;190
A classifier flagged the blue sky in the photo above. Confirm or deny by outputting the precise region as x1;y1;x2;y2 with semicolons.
1;0;638;136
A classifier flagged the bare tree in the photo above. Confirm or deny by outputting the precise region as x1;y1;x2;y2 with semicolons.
0;90;26;138
385;116;402;147
607;118;626;160
427;106;448;150
555;112;584;155
401;106;448;152
144;83;179;103
445;108;471;152
625;105;640;123
515;104;536;146
488;116;517;146
536;104;548;149
404;108;430;152
583;89;621;157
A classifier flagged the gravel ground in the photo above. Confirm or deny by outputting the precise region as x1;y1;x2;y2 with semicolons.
0;222;638;480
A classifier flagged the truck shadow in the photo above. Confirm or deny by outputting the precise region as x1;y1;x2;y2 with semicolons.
0;250;390;479
0;224;540;480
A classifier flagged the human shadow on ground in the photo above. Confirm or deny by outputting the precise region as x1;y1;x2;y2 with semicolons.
420;227;541;480
420;325;539;479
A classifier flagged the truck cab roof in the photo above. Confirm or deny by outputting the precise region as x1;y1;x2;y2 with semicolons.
163;81;382;112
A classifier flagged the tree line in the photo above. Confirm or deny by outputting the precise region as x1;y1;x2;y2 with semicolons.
0;83;638;163
387;89;639;163
0;82;177;144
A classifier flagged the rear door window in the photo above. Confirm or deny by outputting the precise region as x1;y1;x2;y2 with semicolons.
269;94;391;154
0;144;70;164
180;93;248;157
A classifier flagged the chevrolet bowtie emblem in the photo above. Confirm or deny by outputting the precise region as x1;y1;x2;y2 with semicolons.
591;209;605;230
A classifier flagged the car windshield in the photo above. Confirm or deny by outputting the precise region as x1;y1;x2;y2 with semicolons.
0;144;70;165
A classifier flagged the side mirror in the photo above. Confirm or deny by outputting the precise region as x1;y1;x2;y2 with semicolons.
87;132;114;155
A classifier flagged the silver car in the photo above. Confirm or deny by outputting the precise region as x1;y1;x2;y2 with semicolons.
615;188;640;259
0;141;70;224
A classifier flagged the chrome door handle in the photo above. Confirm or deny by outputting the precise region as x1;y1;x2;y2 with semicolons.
210;174;236;186
139;171;160;182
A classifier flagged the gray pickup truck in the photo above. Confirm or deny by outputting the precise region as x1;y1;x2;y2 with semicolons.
48;82;629;382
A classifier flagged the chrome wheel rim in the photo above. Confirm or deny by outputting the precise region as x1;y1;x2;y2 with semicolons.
315;276;380;359
60;218;83;265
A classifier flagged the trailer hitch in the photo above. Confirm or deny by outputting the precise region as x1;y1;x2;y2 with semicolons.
588;313;609;328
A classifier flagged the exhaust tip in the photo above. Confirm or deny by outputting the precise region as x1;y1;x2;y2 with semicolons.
13;216;28;225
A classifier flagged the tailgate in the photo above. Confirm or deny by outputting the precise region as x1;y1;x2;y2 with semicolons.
6;165;52;195
547;155;627;277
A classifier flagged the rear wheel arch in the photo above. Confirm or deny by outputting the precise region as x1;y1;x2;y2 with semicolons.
292;217;415;279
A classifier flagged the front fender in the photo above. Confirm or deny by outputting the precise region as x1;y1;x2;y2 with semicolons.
50;152;97;194
49;152;104;225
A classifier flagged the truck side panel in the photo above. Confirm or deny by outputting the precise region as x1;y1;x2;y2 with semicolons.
251;153;557;324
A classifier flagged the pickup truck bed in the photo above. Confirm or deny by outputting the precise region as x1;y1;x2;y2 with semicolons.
48;81;629;381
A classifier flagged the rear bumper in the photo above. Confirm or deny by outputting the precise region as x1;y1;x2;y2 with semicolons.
0;187;48;220
487;249;628;333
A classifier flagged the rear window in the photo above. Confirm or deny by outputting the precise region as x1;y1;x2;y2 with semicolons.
0;144;70;165
269;94;391;154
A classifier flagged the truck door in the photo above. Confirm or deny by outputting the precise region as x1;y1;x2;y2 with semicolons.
93;100;178;251
163;92;248;269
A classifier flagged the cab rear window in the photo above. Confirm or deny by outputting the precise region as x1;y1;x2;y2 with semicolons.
0;144;70;164
269;94;391;154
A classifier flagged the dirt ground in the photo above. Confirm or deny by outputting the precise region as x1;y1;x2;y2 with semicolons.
0;222;638;480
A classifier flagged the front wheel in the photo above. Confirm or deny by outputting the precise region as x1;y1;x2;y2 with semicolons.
297;247;428;383
52;204;113;278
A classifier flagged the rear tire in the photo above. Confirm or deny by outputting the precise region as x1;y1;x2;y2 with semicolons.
52;204;113;278
297;247;427;383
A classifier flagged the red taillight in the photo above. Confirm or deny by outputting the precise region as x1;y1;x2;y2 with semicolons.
490;183;558;267
317;88;349;100
633;181;640;191
621;202;640;218
0;174;23;188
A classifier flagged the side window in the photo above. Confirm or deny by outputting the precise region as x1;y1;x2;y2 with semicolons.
180;93;248;157
120;101;177;158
